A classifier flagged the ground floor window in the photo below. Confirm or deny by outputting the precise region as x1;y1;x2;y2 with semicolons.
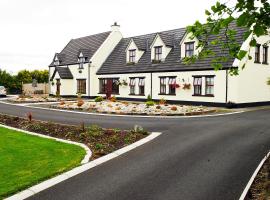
77;79;86;94
129;78;136;94
205;76;214;96
112;79;119;94
168;77;176;95
99;79;107;93
138;78;145;95
160;77;166;94
193;77;202;95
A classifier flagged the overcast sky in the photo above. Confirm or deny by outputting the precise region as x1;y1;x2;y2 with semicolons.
0;0;222;74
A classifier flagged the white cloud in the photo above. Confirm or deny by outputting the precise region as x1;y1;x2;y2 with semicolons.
0;0;218;73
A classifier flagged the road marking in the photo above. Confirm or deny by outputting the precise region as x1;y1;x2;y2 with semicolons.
239;151;270;200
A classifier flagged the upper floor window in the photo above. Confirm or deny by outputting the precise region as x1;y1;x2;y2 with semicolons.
129;49;136;63
154;46;162;61
205;77;214;96
160;77;166;94
185;42;194;57
77;79;86;94
138;78;145;95
263;45;268;64
168;77;176;95
193;77;202;96
255;44;261;63
129;78;136;95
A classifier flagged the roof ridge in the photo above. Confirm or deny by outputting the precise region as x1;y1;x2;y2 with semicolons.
72;31;111;40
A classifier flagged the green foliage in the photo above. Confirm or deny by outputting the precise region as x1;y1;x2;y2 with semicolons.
185;0;270;75
146;101;155;107
147;94;152;101
0;69;49;93
95;96;104;102
87;124;103;137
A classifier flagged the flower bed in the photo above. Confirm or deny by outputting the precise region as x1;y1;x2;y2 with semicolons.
0;114;148;160
8;95;71;103
52;100;217;116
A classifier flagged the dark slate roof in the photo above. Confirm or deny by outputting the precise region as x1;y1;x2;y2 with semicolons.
97;23;247;75
49;31;111;67
51;67;73;80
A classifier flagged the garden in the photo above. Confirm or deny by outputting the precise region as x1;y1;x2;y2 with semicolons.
0;113;148;198
52;96;217;116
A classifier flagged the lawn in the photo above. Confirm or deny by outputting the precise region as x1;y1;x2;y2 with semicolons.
0;126;86;198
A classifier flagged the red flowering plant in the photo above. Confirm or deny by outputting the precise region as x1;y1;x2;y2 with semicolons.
171;83;180;89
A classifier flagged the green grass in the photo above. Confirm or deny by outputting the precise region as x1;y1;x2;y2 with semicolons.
0;126;86;198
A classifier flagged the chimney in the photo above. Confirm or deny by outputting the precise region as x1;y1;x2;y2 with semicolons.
111;22;120;32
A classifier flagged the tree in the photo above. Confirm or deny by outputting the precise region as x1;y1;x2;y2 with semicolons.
184;0;270;75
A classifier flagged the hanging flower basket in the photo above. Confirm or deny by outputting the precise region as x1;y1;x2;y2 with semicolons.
183;83;191;90
171;83;180;89
51;81;55;86
122;80;128;86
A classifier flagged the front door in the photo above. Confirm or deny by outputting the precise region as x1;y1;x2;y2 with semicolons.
106;79;113;98
56;79;61;96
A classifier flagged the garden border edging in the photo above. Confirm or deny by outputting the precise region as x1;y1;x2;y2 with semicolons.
239;151;270;200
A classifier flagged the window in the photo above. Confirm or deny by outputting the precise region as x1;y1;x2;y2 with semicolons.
129;49;136;63
185;42;194;57
99;79;107;93
112;79;119;94
205;77;214;96
78;57;85;69
193;77;202;95
263;46;268;64
160;77;166;94
138;78;145;95
154;46;162;61
255;44;261;63
54;59;59;66
77;79;86;94
129;78;136;95
168;77;176;95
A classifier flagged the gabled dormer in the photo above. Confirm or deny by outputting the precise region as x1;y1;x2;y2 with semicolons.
77;49;91;69
53;53;61;66
125;38;145;65
179;32;201;59
150;33;173;63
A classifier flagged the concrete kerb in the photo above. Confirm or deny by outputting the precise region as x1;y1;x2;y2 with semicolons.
239;151;270;200
4;126;161;200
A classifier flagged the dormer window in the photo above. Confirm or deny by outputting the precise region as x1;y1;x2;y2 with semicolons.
54;56;60;66
185;42;194;57
78;52;85;69
129;49;136;63
154;46;162;61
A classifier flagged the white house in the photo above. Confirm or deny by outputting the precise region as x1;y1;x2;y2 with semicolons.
49;22;270;107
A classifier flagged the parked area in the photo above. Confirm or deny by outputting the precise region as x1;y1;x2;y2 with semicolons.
0;126;86;198
246;154;270;200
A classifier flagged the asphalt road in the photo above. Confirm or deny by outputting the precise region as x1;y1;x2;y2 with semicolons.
0;101;270;200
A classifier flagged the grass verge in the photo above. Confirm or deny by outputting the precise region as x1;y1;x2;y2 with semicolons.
0;126;85;199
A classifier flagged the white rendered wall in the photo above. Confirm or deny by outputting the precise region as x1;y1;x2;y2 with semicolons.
150;35;172;61
126;40;144;63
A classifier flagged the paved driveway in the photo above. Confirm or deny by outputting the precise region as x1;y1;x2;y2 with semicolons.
0;102;269;200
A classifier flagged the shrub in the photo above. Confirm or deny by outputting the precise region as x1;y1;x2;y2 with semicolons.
159;98;166;105
59;101;65;105
146;101;155;106
109;96;117;102
147;95;152;101
171;106;177;111
95;143;103;150
87;124;103;137
77;100;84;107
95;96;103;102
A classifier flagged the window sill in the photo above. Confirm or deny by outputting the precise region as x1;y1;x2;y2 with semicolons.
158;93;176;96
192;94;214;97
129;94;145;96
98;92;120;95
